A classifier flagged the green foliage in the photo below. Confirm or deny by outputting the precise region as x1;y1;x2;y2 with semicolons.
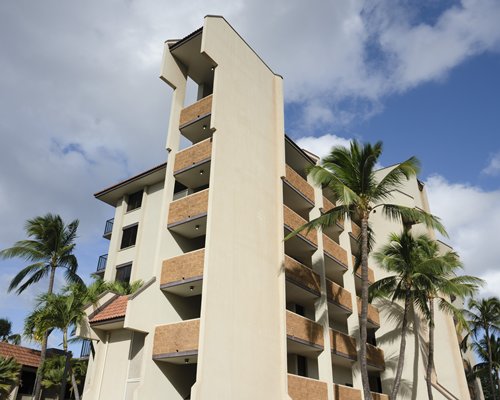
105;279;144;295
0;213;82;294
0;356;21;398
0;318;20;345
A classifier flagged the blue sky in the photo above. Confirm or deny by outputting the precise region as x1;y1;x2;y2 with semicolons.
0;0;499;350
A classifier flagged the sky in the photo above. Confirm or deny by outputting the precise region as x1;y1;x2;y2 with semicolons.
0;0;499;349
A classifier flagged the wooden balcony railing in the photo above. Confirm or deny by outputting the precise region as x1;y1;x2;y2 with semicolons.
284;165;315;204
329;329;357;360
285;256;321;295
288;374;328;400
283;206;318;246
161;249;205;286
174;138;212;174
153;319;200;359
168;189;209;226
286;311;323;348
322;234;348;268
325;279;352;312
179;95;212;127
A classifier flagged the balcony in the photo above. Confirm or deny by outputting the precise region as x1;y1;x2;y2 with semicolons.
96;254;107;274
366;343;385;371
285;256;321;295
356;298;381;328
332;384;388;400
179;95;213;144
322;234;348;283
288;374;328;400
325;279;352;317
103;218;114;239
321;197;344;241
283;165;314;218
284;206;317;262
153;319;200;364
329;329;357;364
160;249;204;296
333;384;361;400
167;189;208;238
349;220;361;254
286;311;323;356
173;138;212;188
354;263;376;296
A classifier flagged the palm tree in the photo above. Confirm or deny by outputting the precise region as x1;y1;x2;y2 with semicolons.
0;356;21;399
106;279;144;295
414;239;482;400
40;356;65;400
0;213;81;400
0;318;21;345
25;292;84;400
472;334;500;399
465;297;500;400
285;140;446;399
371;232;429;399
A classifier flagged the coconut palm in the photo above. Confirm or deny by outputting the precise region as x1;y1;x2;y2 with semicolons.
106;279;144;295
0;356;21;399
25;291;85;400
285;140;446;399
464;297;500;400
0;318;21;345
472;334;500;399
412;239;482;400
371;232;430;399
0;213;81;400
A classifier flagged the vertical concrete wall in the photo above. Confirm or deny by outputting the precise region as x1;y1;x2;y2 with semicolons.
190;16;289;400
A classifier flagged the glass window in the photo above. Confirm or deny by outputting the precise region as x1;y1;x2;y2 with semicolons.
127;190;143;212
116;263;132;284
120;225;138;249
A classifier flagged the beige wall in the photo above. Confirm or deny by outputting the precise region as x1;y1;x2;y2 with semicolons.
190;16;289;400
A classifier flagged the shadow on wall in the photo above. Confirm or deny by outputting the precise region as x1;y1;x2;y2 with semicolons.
156;361;197;399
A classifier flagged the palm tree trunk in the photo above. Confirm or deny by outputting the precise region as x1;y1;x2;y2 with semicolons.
486;328;498;400
32;265;57;400
59;330;70;400
71;371;80;400
426;298;434;400
32;333;48;400
391;289;411;400
359;216;372;400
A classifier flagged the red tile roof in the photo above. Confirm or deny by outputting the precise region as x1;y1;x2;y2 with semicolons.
0;342;41;367
89;295;128;323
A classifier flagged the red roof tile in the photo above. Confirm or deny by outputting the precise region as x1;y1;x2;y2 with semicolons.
0;342;41;367
90;295;128;323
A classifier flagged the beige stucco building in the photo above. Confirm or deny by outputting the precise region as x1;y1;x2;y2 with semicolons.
77;16;471;400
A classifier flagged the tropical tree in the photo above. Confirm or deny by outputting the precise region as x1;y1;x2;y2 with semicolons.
0;318;21;345
40;356;65;400
0;356;21;399
106;279;144;295
371;232;429;399
285;140;446;399
25;291;84;400
0;213;81;400
464;297;500;400
415;239;481;400
472;334;500;399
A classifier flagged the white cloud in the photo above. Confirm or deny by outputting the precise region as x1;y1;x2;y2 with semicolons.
425;175;500;297
296;134;352;159
482;152;500;176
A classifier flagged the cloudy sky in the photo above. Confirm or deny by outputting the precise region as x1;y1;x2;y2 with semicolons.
1;0;499;346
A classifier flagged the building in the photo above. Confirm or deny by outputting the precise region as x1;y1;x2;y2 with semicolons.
0;342;65;400
77;16;471;400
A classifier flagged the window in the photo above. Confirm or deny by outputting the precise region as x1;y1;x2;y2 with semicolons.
121;225;138;249
127;190;143;212
116;263;132;284
297;355;307;377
